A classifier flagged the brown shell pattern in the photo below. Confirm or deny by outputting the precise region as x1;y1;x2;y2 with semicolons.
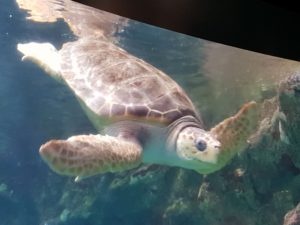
60;37;198;124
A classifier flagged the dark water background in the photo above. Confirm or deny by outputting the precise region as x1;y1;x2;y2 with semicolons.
1;1;300;225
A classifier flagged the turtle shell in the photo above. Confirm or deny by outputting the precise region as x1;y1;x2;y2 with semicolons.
59;37;199;125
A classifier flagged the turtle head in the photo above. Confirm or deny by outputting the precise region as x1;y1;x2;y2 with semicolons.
176;127;222;174
175;101;258;174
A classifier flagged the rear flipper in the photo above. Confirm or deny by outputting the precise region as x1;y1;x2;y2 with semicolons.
39;134;142;181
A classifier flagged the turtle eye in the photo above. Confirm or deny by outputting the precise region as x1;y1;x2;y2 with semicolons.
195;139;207;152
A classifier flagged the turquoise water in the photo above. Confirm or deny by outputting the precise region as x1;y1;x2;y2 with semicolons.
1;1;300;225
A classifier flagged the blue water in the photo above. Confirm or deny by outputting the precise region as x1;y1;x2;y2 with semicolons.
1;1;300;225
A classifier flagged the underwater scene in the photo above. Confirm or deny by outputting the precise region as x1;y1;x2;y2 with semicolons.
1;0;300;225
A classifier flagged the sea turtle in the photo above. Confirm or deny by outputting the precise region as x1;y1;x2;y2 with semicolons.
16;0;258;182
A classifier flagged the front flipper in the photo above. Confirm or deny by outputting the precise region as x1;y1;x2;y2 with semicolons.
39;134;142;181
210;101;258;168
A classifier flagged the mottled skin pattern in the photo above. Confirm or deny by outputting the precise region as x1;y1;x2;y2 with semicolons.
16;0;259;180
40;135;142;180
209;101;258;173
17;40;258;179
177;101;258;174
37;101;257;178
